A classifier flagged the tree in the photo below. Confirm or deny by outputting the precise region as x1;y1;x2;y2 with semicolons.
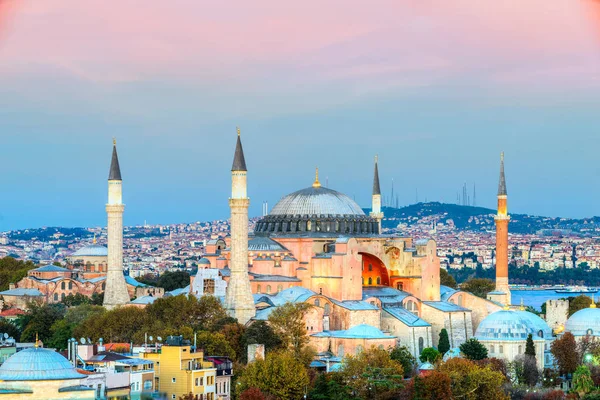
194;331;236;360
438;329;450;355
61;293;91;306
419;347;441;364
46;319;73;351
155;270;190;291
461;278;495;298
541;368;562;388
390;345;417;378
221;322;246;362
403;371;452;400
236;351;309;400
551;332;578;375
0;257;36;291
525;333;536;357
573;365;595;398
268;302;312;356
239;387;268;400
569;295;593;316
440;269;457;289
308;373;349;400
18;302;66;343
459;338;488;361
512;355;539;387
242;321;282;362
339;346;404;399
74;305;147;343
438;358;508;400
0;319;21;339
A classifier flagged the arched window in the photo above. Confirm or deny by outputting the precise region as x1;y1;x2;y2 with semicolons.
538;329;544;338
266;285;272;294
362;277;364;285
499;345;504;354
338;344;344;357
587;328;594;336
368;264;373;271
61;281;65;290
490;345;495;354
257;285;262;294
315;299;321;307
356;345;363;355
376;277;381;285
368;277;372;285
324;304;330;316
53;293;58;301
418;337;424;354
307;221;312;231
102;283;105;290
61;293;65;301
458;295;463;306
277;284;283;293
518;345;522;354
68;281;72;290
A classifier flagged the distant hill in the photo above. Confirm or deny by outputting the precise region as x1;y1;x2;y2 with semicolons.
364;202;600;235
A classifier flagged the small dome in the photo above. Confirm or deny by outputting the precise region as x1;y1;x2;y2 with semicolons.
71;244;108;257
270;186;365;217
475;310;552;341
565;307;600;336
198;258;211;265
0;348;85;381
248;237;289;253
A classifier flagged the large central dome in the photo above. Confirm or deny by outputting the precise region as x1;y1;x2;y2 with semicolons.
255;181;378;237
270;186;366;217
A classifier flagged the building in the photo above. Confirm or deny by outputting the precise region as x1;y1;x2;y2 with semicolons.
204;357;233;400
564;302;600;339
0;346;94;399
142;336;217;400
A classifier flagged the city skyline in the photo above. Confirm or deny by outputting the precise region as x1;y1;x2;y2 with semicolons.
2;0;600;230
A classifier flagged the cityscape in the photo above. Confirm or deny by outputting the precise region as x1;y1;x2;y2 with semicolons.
2;1;600;400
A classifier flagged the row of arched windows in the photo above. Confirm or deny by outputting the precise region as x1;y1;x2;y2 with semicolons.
256;284;284;294
361;277;381;285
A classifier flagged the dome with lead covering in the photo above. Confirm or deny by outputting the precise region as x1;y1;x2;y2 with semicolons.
0;348;85;381
475;309;552;341
71;244;108;257
565;307;600;337
269;186;365;217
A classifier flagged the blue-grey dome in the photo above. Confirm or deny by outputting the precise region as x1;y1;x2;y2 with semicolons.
71;244;108;257
475;310;552;341
0;348;85;381
270;186;365;217
565;307;600;336
248;237;289;253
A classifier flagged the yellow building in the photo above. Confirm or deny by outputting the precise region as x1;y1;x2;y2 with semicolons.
142;336;217;400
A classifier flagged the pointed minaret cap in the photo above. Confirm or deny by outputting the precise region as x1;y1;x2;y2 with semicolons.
498;152;506;196
231;127;247;172
373;155;381;196
313;167;321;188
591;294;597;309
108;138;122;181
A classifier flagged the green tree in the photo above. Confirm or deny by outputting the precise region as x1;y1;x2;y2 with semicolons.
64;304;106;326
268;302;312;356
438;329;450;355
419;347;441;363
512;355;539;387
525;333;536;357
74;305;147;343
569;295;594;316
236;351;310;400
0;319;21;339
459;338;488;361
0;257;36;291
242;321;282;362
46;319;73;351
390;345;417;378
18;302;66;343
194;331;236;360
551;331;579;375
61;293;91;306
438;358;507;400
308;373;349;400
440;269;457;289
573;365;595;398
460;278;495;298
156;271;190;291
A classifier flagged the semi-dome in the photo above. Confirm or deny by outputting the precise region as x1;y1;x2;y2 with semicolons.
565;307;600;336
0;348;85;381
255;184;378;237
475;309;552;341
71;244;108;257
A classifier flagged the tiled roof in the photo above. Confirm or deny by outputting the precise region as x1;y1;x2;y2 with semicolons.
0;288;43;297
311;324;395;340
383;307;431;327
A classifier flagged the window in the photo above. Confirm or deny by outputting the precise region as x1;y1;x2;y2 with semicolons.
257;285;262;294
368;277;372;285
337;344;344;357
418;337;424;354
68;281;72;290
518;345;522;354
277;284;283;293
499;345;504;354
376;277;381;285
319;288;323;295
315;299;320;307
61;293;65;301
490;345;495;354
172;395;176;399
266;285;271;294
538;329;544;338
204;279;215;294
324;303;330;315
368;263;373;271
172;378;176;383
61;282;65;290
54;293;58;301
588;329;594;336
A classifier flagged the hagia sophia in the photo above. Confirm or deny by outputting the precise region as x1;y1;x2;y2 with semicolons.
7;130;600;371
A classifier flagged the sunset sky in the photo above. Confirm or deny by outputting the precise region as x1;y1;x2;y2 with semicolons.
1;0;600;229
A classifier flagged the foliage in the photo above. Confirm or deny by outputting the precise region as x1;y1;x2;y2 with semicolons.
221;322;246;363
74;305;147;343
137;270;190;291
438;329;450;355
438;358;509;400
525;334;536;357
405;371;453;400
460;338;488;360
390;345;417;378
46;319;73;351
308;373;351;400
239;387;269;400
550;332;579;375
236;351;310;400
573;365;595;398
0;319;21;339
569;295;594;316
17;302;66;342
512;355;539;387
0;257;36;291
339;347;404;399
242;320;282;362
541;368;562;388
268;302;312;356
64;304;106;326
144;294;228;333
419;347;441;364
474;357;509;381
461;278;495;298
194;331;236;360
440;269;457;289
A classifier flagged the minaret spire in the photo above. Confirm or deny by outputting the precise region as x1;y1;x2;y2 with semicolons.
108;138;122;181
370;155;383;234
373;156;381;196
225;127;256;324
498;151;506;196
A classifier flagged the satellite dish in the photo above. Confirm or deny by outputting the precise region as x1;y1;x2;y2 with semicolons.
3;333;8;339
157;336;162;342
87;338;92;344
149;336;153;341
80;337;86;345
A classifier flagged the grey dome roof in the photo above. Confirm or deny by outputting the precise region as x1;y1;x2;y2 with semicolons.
0;348;85;381
248;237;289;252
565;307;600;336
270;186;365;217
475;309;552;341
71;244;108;257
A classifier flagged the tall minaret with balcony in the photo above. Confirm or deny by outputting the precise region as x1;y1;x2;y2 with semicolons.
224;128;256;324
103;139;131;309
370;156;383;233
488;152;511;305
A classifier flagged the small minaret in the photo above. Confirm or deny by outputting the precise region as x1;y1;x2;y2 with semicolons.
488;152;511;305
224;127;256;325
369;156;383;233
103;139;130;309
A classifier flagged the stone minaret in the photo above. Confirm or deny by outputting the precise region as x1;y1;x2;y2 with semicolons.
369;156;383;233
103;139;130;309
224;128;256;325
488;152;511;305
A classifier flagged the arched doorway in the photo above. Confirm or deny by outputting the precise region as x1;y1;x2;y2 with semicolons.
360;253;390;287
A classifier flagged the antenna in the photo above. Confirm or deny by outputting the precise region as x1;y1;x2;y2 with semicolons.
80;337;86;345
